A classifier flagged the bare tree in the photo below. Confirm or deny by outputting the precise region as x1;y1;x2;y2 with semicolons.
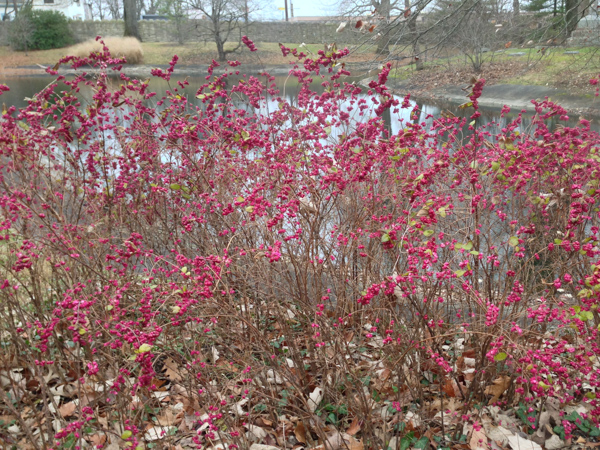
158;0;191;43
104;0;123;18
339;0;588;70
187;0;262;61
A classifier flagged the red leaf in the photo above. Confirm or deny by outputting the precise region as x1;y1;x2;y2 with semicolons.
355;20;363;28
404;9;411;17
369;25;375;32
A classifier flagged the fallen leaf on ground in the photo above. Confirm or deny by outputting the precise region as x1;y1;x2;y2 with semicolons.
294;421;307;443
484;376;511;404
470;429;489;450
144;426;175;441
507;434;541;450
484;425;513;446
346;416;361;435
307;387;323;413
163;357;182;382
58;401;77;417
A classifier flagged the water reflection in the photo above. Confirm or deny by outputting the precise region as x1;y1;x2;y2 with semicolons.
1;73;595;136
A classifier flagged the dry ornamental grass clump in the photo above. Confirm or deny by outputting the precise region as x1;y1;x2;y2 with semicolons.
68;37;144;64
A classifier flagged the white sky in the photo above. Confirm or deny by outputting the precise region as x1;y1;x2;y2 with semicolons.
260;0;341;20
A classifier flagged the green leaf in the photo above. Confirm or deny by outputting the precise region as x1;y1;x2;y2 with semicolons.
414;436;430;449
470;251;480;256
494;352;507;362
400;432;415;450
438;207;446;217
455;270;466;277
121;430;133;439
169;183;181;190
509;236;519;247
491;161;501;171
464;242;473;251
423;230;434;237
554;239;563;245
381;233;391;243
137;343;153;354
245;206;255;213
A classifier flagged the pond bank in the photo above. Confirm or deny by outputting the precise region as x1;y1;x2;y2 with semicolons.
392;80;600;119
5;61;600;119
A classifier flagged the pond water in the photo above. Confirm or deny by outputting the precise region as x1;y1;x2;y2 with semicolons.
1;73;594;135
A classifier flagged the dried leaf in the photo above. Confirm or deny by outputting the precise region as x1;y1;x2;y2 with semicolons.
346;417;361;436
88;433;107;447
404;8;411;17
470;429;489;450
307;387;323;413
355;20;363;29
144;426;175;441
507;434;542;450
295;421;307;443
336;22;347;33
163;357;182;382
59;401;77;417
246;424;267;440
484;425;513;446
484;376;511;404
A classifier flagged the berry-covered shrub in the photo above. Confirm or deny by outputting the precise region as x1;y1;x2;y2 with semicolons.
1;38;600;449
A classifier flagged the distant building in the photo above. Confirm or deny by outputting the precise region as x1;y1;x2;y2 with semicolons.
0;0;25;20
32;0;90;20
1;0;91;20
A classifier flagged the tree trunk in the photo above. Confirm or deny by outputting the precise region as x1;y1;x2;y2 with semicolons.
406;0;423;70
565;0;578;35
513;0;519;15
216;36;226;61
123;0;141;40
376;0;391;54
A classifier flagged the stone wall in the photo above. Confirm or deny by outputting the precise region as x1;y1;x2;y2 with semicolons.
0;21;8;46
64;19;364;45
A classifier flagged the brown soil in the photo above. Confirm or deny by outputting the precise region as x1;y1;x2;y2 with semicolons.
393;60;531;97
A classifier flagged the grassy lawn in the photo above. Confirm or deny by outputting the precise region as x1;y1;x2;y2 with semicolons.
0;40;378;72
3;38;599;94
388;45;600;93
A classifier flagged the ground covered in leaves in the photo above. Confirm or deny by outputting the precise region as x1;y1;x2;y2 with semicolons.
2;321;600;450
